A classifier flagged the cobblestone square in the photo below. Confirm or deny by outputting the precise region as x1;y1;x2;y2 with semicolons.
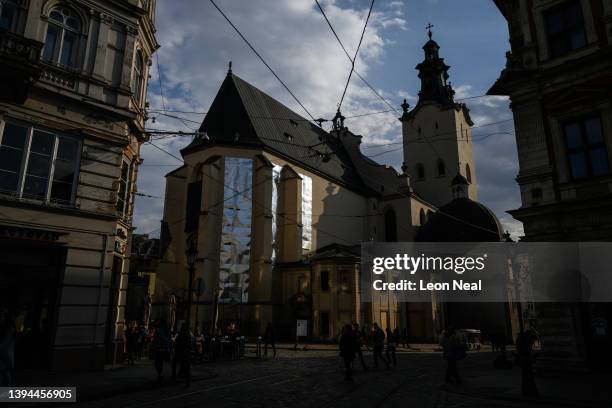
67;349;610;408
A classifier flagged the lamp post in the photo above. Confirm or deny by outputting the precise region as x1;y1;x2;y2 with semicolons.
185;240;198;387
194;277;203;332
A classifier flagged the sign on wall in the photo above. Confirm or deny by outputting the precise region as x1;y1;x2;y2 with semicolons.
296;319;308;337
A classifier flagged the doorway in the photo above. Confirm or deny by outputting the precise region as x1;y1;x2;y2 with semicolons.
0;243;64;369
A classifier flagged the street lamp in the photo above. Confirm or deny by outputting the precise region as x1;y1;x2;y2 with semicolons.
185;239;198;386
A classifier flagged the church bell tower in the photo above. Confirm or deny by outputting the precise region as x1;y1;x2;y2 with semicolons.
401;25;477;207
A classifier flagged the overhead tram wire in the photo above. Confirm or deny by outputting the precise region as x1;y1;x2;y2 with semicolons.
336;0;375;112
144;140;357;245
143;135;501;239
143;122;515;147
147;128;504;237
361;132;514;159
145;95;503;124
314;0;398;113
360;120;515;149
208;0;318;124
155;53;167;113
317;144;503;236
292;4;503;164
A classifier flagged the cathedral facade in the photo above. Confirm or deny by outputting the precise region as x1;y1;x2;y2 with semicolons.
154;34;507;342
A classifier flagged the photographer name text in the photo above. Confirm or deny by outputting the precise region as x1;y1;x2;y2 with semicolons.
373;279;482;292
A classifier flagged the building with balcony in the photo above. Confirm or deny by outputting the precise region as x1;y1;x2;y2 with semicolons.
0;0;158;370
489;0;612;370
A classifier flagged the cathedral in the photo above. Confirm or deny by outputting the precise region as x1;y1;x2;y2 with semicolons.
153;32;510;341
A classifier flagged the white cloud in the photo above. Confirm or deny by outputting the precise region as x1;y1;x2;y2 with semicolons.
134;0;524;242
134;0;408;234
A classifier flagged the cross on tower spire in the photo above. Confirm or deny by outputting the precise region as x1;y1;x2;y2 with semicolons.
426;23;434;39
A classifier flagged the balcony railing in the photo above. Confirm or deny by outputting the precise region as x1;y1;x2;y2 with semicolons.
0;28;43;102
0;28;43;70
40;62;79;90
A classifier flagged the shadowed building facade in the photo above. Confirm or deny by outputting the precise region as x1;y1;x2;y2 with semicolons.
154;33;506;342
154;69;433;340
489;0;612;369
0;0;157;370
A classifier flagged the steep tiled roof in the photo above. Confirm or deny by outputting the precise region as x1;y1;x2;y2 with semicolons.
181;72;375;195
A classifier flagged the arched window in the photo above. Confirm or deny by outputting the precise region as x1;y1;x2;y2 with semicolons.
384;208;397;242
437;159;446;177
415;163;425;180
419;208;426;225
43;6;82;67
465;163;472;183
132;51;145;104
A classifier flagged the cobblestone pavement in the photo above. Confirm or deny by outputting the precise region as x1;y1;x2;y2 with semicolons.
67;350;609;408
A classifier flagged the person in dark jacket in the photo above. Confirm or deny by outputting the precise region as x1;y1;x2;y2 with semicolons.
339;324;356;381
125;322;138;365
386;327;397;366
263;322;276;357
516;329;539;396
440;327;465;384
352;323;368;370
152;321;171;383
172;323;191;380
372;323;389;369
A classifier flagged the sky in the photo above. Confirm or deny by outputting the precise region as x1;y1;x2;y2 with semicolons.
135;0;524;239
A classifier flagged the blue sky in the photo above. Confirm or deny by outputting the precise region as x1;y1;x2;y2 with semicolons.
135;0;523;238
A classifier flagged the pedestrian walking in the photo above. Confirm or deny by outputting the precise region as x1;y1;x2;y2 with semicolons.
372;323;389;369
352;323;368;370
386;327;397;366
152;322;171;383
440;327;466;384
402;327;409;348
339;324;356;381
136;323;146;360
516;329;539;396
263;322;276;357
0;309;15;386
194;329;204;363
172;323;190;380
125;321;138;365
361;325;370;350
393;327;401;346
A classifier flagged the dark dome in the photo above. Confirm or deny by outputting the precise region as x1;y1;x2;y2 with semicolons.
417;198;503;242
423;39;439;50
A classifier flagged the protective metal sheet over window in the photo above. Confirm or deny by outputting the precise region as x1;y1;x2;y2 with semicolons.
300;173;312;251
219;157;253;304
271;165;282;262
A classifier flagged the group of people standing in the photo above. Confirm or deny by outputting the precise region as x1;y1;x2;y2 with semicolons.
339;323;402;381
123;321;148;365
147;320;245;382
149;321;191;383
